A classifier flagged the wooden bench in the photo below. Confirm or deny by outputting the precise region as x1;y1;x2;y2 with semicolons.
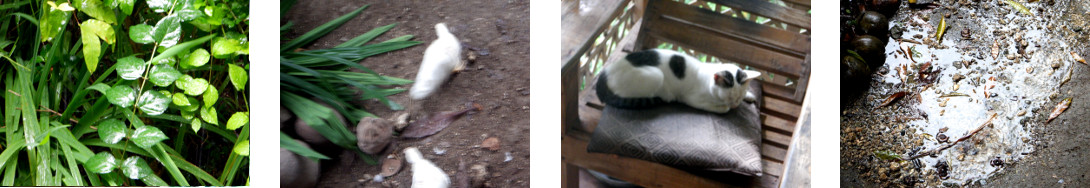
561;0;810;187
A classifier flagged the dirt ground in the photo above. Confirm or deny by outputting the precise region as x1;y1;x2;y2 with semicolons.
841;0;1090;187
283;0;531;187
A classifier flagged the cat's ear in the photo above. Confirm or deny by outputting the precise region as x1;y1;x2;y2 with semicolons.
740;70;761;82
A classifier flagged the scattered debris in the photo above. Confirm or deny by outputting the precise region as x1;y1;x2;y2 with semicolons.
874;150;903;161
990;157;1004;167
504;152;513;162
907;113;997;160
394;112;411;131
1004;0;1033;16
1073;52;1086;65
481;137;501;151
470;163;490;187
940;93;969;98
935;17;947;42
381;155;403;177
1046;97;1072;123
876;91;909;108
402;103;483;138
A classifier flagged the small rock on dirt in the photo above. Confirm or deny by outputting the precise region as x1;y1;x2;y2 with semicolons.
357;117;395;154
481;137;501;151
470;163;490;187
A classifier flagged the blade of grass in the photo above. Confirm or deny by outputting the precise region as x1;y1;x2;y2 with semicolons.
336;23;397;48
280;5;370;52
279;132;330;160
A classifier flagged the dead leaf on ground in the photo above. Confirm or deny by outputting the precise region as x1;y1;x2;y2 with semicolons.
876;92;909;109
401;102;483;138
1047;98;1072;123
1073;52;1086;65
380;155;403;177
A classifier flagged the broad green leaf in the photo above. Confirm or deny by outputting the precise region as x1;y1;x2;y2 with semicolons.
146;0;173;13
200;106;218;125
97;119;127;144
148;34;216;64
140;175;168;186
175;75;210;95
131;126;167;148
116;56;146;80
226;112;248;131
87;83;111;93
81;19;115;44
128;24;155;44
105;85;136;108
182;48;210;68
190;118;201;133
117;0;135;15
121;156;153;179
212;36;248;58
137;90;171;115
233;140;249;156
228;63;248;91
152;56;176;66
177;9;203;21
73;0;116;24
84;152;118;174
153;15;182;48
181;109;195;120
80;24;102;73
40;1;72;42
148;65;181;87
180;97;200;112
203;85;218;107
172;93;190;106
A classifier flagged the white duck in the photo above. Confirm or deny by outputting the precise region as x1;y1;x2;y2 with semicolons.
410;23;463;100
404;147;451;188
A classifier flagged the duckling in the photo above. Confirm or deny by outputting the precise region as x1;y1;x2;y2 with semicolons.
404;147;450;188
410;23;463;100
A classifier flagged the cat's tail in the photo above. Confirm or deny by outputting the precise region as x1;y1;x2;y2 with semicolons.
595;73;665;109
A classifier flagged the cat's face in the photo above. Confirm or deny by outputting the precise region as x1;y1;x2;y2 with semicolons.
713;69;761;88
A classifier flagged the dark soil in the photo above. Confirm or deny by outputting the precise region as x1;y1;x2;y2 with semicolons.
283;0;530;187
841;0;1090;187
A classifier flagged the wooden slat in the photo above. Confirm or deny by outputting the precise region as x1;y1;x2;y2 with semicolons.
762;96;801;119
645;18;805;79
650;0;810;56
782;0;811;7
705;0;810;29
761;81;797;103
762;159;784;179
761;114;796;134
779;92;811;187
761;143;788;162
562;0;631;66
763;129;792;147
563;136;733;187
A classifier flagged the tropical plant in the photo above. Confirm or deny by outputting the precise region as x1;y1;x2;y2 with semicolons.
279;2;418;164
0;0;249;186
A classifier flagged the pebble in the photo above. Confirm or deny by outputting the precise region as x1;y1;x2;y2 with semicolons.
482;137;501;151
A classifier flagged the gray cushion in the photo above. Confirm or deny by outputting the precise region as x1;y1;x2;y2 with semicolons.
586;92;763;176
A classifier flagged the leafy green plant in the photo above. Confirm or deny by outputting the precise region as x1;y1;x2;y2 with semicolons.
280;3;418;163
0;0;249;186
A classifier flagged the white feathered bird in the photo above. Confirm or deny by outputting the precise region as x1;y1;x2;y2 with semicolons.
410;23;463;100
404;147;450;188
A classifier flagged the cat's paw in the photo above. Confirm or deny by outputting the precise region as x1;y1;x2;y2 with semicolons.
744;92;757;103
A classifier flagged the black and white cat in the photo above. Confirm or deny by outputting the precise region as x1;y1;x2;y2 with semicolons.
596;49;761;113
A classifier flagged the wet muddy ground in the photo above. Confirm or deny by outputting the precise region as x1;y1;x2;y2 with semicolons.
841;0;1090;187
284;0;530;187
